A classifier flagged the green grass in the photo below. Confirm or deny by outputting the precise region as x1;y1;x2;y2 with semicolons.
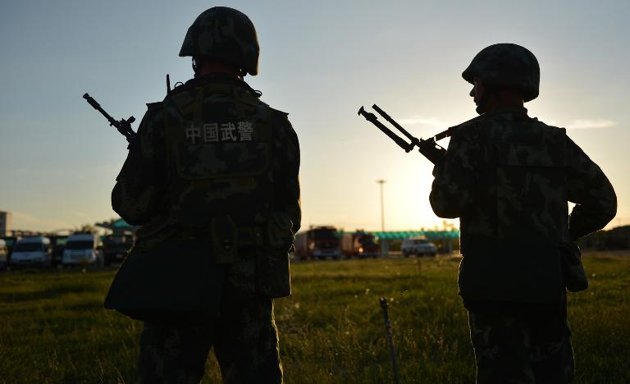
1;251;629;383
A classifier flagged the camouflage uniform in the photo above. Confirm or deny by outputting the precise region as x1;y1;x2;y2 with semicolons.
430;44;616;383
104;7;300;384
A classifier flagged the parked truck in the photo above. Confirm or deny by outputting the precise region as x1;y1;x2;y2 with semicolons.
0;239;9;270
341;230;379;258
10;236;53;268
62;232;103;267
294;226;341;260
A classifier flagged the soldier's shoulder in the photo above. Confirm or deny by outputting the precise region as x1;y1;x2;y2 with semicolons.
453;114;485;128
269;106;290;120
146;101;164;114
258;100;288;122
267;106;298;144
526;117;568;146
141;101;165;127
532;117;566;133
448;114;486;138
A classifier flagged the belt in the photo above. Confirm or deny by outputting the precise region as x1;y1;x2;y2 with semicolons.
177;225;266;248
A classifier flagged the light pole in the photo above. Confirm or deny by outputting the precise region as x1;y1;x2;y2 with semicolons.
376;179;386;232
376;179;388;256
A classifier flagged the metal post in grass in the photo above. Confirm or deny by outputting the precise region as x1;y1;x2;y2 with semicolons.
379;297;401;384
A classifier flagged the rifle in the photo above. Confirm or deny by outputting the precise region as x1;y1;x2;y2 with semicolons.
379;297;401;384
83;93;136;143
358;104;451;164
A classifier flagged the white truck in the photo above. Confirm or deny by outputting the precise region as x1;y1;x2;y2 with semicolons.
10;236;53;267
62;233;103;266
0;239;7;269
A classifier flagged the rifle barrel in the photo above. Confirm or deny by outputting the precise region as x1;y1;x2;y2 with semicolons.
358;107;414;152
372;104;419;146
83;93;136;143
83;93;117;126
83;93;100;110
357;103;449;164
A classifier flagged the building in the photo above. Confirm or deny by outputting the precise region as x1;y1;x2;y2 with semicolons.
95;218;137;236
0;211;12;237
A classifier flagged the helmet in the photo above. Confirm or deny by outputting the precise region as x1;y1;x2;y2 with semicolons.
179;7;260;76
462;43;540;102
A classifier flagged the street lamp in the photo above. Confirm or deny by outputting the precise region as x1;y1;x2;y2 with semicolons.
376;179;388;257
376;179;386;232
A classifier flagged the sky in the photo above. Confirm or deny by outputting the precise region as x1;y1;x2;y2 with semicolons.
1;0;629;233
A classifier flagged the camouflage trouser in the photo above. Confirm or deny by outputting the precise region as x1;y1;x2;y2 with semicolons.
467;300;574;384
137;291;282;384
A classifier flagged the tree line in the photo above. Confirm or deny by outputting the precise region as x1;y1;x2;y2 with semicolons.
578;225;630;251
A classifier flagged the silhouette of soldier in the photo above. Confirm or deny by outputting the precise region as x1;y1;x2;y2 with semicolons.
429;43;616;383
104;7;301;383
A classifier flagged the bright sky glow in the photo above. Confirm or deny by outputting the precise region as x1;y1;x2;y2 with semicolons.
1;0;629;233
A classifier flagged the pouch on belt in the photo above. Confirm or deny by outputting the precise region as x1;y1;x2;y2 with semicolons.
256;213;293;298
104;237;226;324
560;242;588;292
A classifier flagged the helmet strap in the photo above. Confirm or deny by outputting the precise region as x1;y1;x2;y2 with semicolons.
475;89;492;115
476;86;496;114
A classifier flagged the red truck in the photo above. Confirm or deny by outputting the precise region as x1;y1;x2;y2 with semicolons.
294;226;341;260
341;230;380;258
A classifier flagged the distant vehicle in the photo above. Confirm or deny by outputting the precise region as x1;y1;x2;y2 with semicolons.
1;236;18;259
0;239;8;270
341;230;379;258
62;233;103;266
102;234;133;266
401;237;437;257
10;236;53;267
48;235;68;268
294;226;341;260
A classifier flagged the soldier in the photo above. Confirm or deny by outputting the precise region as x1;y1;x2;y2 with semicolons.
429;43;616;383
104;7;300;383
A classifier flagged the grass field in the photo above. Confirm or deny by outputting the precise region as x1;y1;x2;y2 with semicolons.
1;251;629;383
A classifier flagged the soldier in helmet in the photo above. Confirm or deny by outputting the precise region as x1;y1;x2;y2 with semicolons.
104;6;300;383
429;43;616;382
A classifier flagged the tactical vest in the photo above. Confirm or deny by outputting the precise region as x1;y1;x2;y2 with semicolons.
163;82;274;235
458;113;569;302
493;119;568;246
